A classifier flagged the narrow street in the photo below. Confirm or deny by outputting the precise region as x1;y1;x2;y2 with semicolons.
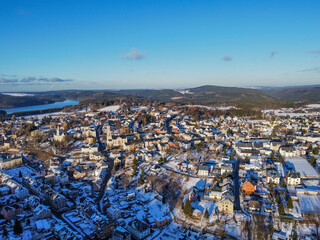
95;124;114;212
234;158;241;211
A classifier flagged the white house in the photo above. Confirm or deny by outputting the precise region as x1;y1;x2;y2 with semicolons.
106;206;121;220
15;186;30;200
127;219;150;240
198;165;210;176
286;171;301;186
33;204;52;220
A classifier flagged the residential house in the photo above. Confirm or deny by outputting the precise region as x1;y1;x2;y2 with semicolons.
2;204;23;220
15;185;30;200
106;206;122;221
218;196;234;214
279;146;297;158
286;171;301;186
189;187;199;202
33;204;52;220
242;181;255;196
266;169;280;185
208;190;222;200
0;156;22;169
198;165;210;176
127;219;150;240
221;164;233;175
249;200;261;212
112;226;131;240
0;184;11;196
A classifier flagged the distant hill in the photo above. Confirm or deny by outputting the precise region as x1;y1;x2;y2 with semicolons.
1;84;319;110
0;93;55;109
115;85;272;102
115;89;183;101
263;85;320;102
114;85;280;108
186;85;272;101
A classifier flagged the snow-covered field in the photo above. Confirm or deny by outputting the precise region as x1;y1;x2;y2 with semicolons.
298;195;320;214
285;157;319;177
262;109;320;117
131;106;148;111
185;105;236;110
97;105;120;112
1;92;34;97
175;89;194;95
22;105;120;119
305;103;320;109
23;111;72;119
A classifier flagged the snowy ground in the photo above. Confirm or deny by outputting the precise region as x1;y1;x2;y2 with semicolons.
5;166;37;179
298;195;320;214
1;92;35;97
185;105;236;110
97;105;120;112
296;222;318;236
22;110;73;119
305;103;320;109
285;157;319;177
131;106;148;111
303;180;320;187
262;109;320;117
150;221;214;240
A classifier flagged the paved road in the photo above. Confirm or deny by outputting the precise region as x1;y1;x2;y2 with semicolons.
233;158;241;211
95;124;114;212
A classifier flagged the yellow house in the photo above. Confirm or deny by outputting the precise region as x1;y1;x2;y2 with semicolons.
218;197;234;214
0;157;22;169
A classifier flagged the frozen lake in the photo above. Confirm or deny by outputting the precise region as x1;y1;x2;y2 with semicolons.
1;99;79;114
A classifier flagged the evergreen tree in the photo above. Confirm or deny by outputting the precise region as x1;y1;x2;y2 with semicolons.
183;198;193;217
314;147;319;155
287;197;293;209
158;157;163;164
13;219;23;235
268;222;274;234
280;179;286;188
204;208;209;219
278;202;285;215
310;156;315;166
275;194;280;204
269;183;274;192
270;151;275;161
132;157;138;175
279;154;284;164
2;225;8;238
140;168;145;178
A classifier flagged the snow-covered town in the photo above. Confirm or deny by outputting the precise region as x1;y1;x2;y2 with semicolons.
0;103;320;240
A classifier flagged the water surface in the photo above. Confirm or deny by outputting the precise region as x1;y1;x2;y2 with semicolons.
1;99;79;114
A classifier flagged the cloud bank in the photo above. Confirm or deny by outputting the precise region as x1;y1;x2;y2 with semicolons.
221;56;232;61
121;48;144;60
270;51;278;58
0;76;73;84
298;67;320;73
307;50;320;55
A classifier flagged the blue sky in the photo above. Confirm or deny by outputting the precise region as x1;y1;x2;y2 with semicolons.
0;0;319;91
